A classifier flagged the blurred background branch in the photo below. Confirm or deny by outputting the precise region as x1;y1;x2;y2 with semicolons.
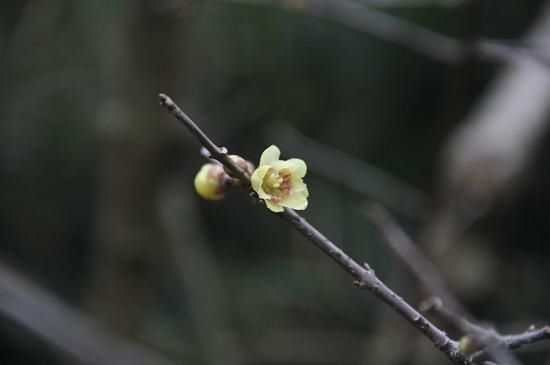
365;204;549;364
426;0;550;255
268;123;431;221
158;178;246;365
0;260;177;365
352;0;467;6
222;0;550;66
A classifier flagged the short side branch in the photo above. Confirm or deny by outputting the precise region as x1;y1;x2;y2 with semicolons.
469;326;550;363
504;326;550;349
366;204;550;363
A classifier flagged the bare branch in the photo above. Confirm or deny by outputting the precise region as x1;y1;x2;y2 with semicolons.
365;205;520;365
365;204;550;364
468;326;550;364
159;93;467;363
365;204;468;317
505;326;550;350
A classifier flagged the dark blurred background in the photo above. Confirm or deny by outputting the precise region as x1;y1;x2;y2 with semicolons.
1;0;549;364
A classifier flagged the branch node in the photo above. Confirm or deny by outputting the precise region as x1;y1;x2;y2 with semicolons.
353;280;366;288
363;262;374;273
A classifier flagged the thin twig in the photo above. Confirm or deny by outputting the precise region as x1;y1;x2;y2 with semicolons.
365;203;468;317
470;326;550;363
159;93;466;363
365;204;550;364
504;326;550;349
159;94;250;185
365;204;518;364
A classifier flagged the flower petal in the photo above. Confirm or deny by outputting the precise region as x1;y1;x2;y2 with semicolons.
281;191;308;210
265;199;284;212
291;181;309;197
285;158;307;178
251;165;271;199
259;145;280;166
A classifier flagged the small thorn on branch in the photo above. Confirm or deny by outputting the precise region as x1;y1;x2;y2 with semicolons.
363;262;374;273
419;296;444;313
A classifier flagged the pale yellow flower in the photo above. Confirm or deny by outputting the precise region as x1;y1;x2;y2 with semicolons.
251;145;309;212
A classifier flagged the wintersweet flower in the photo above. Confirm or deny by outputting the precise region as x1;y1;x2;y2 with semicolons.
251;145;309;212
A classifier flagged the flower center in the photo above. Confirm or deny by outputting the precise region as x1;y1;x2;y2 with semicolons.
262;168;292;200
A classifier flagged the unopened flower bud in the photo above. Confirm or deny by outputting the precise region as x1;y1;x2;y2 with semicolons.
194;163;228;201
227;154;255;176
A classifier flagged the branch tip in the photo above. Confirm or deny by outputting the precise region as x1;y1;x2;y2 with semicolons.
158;93;169;104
